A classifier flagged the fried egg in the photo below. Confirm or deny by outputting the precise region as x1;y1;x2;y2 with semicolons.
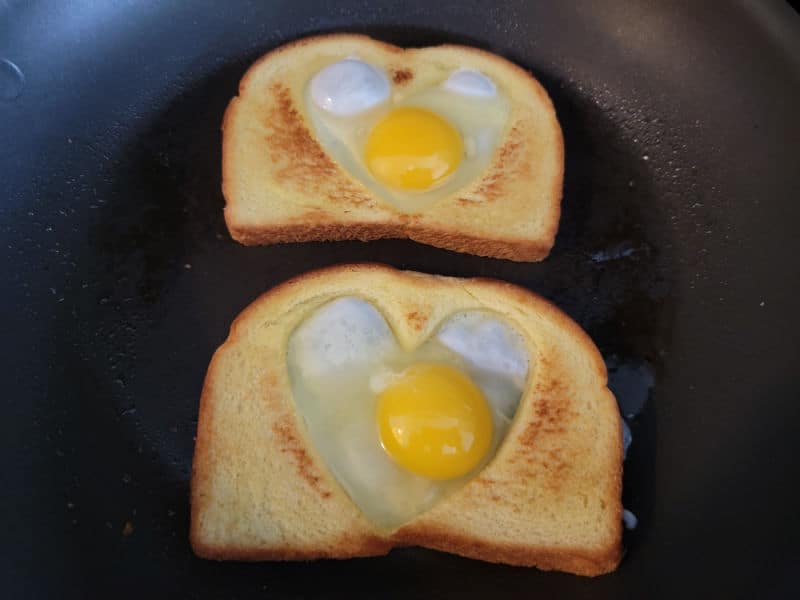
306;59;509;212
286;297;530;528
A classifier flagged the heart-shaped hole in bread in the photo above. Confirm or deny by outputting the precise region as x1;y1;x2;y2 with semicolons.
304;54;511;213
287;296;532;528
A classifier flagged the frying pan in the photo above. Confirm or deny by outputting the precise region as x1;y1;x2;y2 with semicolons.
2;0;799;597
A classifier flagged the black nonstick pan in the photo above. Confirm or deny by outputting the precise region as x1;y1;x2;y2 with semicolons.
2;1;799;598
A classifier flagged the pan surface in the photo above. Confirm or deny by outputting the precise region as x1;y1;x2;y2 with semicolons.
2;0;799;598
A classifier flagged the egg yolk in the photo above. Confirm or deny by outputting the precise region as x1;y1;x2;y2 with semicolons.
364;107;463;190
376;363;493;480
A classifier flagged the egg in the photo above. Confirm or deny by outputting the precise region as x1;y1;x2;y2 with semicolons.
286;297;529;528
306;59;509;212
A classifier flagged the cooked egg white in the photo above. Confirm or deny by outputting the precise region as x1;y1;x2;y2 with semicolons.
306;60;509;212
286;297;530;529
443;68;498;98
309;59;390;116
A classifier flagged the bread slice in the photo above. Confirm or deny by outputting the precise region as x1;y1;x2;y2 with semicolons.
190;264;622;575
222;34;564;261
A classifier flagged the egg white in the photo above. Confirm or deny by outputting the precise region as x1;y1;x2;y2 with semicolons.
309;59;390;116
286;297;530;529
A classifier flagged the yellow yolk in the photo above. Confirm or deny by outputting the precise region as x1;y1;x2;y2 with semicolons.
376;363;493;480
364;107;464;190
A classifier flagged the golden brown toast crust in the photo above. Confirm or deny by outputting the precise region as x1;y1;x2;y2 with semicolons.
221;34;564;262
227;220;554;262
190;264;622;575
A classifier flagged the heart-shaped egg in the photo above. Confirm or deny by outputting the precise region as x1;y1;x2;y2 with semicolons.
287;297;531;528
306;59;510;212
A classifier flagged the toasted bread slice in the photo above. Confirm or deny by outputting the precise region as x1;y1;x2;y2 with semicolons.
222;34;564;261
190;264;622;575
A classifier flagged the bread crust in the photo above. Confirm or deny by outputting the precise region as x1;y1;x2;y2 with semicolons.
227;220;555;261
221;34;564;262
190;263;622;575
391;526;620;576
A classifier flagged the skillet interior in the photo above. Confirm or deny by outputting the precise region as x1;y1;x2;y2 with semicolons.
1;0;799;597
